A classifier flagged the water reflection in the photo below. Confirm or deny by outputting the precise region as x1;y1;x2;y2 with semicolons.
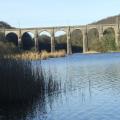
1;53;120;120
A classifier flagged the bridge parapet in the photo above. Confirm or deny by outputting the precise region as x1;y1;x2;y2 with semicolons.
38;28;53;35
5;29;19;36
102;24;116;32
21;29;36;36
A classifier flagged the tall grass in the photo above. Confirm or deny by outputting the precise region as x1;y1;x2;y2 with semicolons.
0;41;63;104
41;50;66;60
4;50;66;60
0;57;58;104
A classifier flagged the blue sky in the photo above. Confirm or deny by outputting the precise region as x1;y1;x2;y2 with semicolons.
0;0;120;28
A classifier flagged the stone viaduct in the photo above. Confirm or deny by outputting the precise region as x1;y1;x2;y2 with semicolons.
0;23;120;54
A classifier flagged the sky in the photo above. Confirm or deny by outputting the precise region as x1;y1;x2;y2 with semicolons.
0;0;120;28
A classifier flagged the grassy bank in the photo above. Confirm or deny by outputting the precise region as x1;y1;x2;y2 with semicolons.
84;51;100;54
85;50;120;54
4;50;66;60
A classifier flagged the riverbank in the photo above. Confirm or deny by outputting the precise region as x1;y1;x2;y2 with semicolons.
84;51;100;54
3;49;120;61
84;50;120;54
4;50;66;60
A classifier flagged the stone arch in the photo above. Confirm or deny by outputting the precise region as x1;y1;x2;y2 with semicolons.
5;32;18;46
54;28;68;34
71;29;83;53
55;31;67;51
87;28;99;51
103;27;115;35
102;27;116;51
38;31;51;52
103;26;115;34
21;32;35;50
39;29;51;35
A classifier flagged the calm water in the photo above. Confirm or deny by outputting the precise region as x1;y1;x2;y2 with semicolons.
1;53;120;120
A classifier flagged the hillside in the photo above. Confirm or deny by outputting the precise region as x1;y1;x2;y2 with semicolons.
0;14;120;29
0;21;12;28
91;14;120;24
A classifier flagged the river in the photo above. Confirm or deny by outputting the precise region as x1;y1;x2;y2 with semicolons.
1;53;120;120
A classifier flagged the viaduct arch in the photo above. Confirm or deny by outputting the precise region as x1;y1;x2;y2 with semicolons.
3;23;120;54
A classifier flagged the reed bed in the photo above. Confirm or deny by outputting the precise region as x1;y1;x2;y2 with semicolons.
0;57;59;104
4;50;66;60
41;50;66;60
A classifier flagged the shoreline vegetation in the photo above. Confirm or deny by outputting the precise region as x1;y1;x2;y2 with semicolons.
3;50;120;61
85;50;120;54
4;50;66;60
85;51;118;54
84;51;100;54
